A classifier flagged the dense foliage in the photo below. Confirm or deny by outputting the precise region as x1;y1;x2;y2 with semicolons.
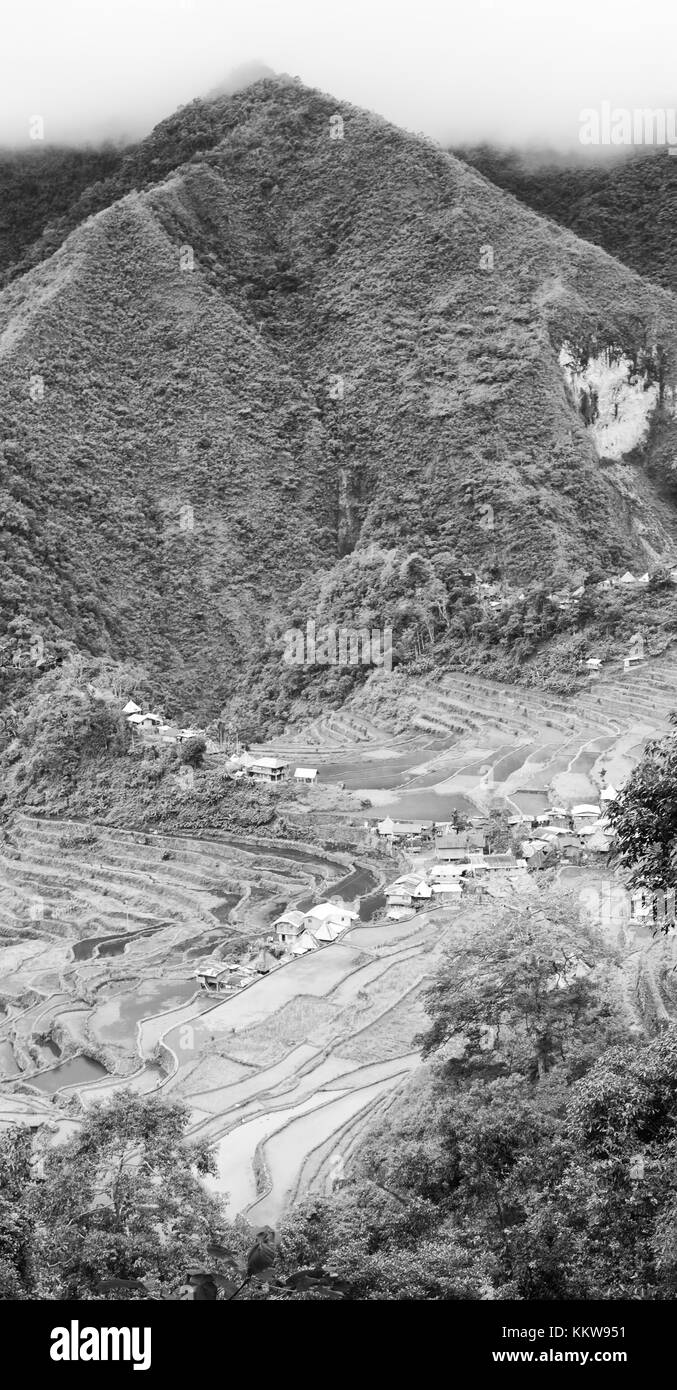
456;145;677;297
0;1094;226;1299
281;900;677;1299
2;78;677;729
606;715;677;899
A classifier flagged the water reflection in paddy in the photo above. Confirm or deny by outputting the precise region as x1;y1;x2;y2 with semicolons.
29;1055;108;1093
93;978;202;1047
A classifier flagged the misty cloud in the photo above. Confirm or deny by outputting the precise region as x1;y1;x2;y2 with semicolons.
0;0;675;150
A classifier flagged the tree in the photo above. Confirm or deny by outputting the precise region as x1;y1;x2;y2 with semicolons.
0;1127;35;1299
417;907;607;1080
28;1093;225;1299
180;735;206;769
605;717;677;907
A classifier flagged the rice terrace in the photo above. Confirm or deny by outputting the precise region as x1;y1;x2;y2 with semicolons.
3;655;677;1228
2;32;677;1315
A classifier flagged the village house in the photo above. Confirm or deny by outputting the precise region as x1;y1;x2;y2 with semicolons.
294;767;318;784
310;919;345;943
431;880;463;905
197;964;232;993
249;757;287;784
376;817;433;846
196;963;255;993
289;928;319;957
558;834;585;864
430;862;467;880
481;851;523;871
435;828;485;861
435;845;472;863
140;712;162;729
519;836;550;859
384;875;432;910
303;902;359;933
273;909;306;945
572;803;601;821
273;902;357;950
586;827;612;856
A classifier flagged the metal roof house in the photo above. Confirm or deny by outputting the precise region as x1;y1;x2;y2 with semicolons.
273;910;306;944
304;903;358;932
196;963;254;993
376;818;432;841
249;757;287;783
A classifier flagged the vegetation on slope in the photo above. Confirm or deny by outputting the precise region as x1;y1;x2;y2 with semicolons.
0;657;285;834
0;143;122;283
281;898;677;1299
3;78;677;733
605;714;677;899
455;145;677;297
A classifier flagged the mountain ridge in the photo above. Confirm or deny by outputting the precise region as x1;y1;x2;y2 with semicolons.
1;77;677;735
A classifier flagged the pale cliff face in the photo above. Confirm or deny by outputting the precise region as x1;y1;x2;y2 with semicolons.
559;344;660;461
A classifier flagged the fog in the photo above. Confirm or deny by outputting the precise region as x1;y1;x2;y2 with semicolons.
1;0;676;151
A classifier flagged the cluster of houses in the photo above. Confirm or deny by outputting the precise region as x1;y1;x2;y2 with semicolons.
549;568;677;611
381;823;527;918
474;567;675;617
122;701;215;750
196;948;278;994
272;901;358;957
515;795;615;868
194;902;356;992
375;798;617;918
122;705;319;787
578;640;645;677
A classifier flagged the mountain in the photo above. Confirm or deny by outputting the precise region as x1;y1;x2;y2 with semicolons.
454;143;677;297
2;77;677;732
0;143;123;282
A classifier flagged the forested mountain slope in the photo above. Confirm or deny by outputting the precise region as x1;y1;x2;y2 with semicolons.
2;78;677;727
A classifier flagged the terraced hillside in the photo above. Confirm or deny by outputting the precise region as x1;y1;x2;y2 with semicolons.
257;648;677;818
1;652;676;1226
0;816;369;1075
84;905;467;1224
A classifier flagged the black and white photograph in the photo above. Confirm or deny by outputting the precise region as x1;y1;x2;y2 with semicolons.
1;0;677;1356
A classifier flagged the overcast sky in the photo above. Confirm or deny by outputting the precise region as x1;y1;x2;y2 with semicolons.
1;0;676;150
